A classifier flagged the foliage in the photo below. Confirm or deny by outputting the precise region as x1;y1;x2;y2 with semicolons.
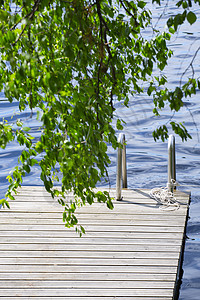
0;0;199;231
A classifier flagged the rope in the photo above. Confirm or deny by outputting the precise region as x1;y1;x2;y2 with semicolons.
149;186;180;210
150;178;199;210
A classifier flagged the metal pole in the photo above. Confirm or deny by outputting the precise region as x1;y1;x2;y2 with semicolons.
167;135;176;193
122;140;127;188
116;133;127;200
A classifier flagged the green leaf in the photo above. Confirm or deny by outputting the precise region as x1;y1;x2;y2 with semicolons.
80;225;85;234
116;119;123;130
0;198;10;208
138;1;146;9
187;11;197;25
0;0;197;233
0;9;9;21
30;159;38;166
107;198;114;210
22;127;31;132
16;120;23;127
169;27;175;34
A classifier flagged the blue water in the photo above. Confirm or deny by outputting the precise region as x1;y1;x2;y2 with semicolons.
0;2;200;299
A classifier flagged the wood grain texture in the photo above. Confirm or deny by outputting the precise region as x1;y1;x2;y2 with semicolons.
0;187;190;299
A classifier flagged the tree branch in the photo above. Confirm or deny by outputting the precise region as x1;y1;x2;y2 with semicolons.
12;0;41;46
180;46;200;85
119;0;139;26
95;0;115;111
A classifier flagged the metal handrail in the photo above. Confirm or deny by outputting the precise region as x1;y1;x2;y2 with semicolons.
116;133;127;200
167;134;176;193
116;134;175;198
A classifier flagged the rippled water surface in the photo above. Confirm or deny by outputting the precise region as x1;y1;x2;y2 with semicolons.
0;2;200;299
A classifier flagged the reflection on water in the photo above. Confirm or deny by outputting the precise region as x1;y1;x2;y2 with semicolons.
0;2;200;299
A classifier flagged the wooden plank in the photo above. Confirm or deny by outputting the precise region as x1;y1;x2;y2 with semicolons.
0;187;190;300
0;224;184;232
13;189;190;198
15;185;190;196
7;209;181;217
11;196;162;203
0;257;180;266
12;196;189;206
0;280;175;288
0;211;187;222
0;250;180;259
0;288;174;297
12;195;189;204
0;217;186;226
0;237;183;245
0;207;186;216
5;202;186;216
0;231;184;240
0;273;176;281
0;244;181;252
0;298;171;300
0;265;178;273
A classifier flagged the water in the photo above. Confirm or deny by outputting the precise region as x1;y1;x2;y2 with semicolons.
0;2;200;299
114;4;200;299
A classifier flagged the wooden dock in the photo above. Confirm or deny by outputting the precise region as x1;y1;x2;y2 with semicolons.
0;186;190;299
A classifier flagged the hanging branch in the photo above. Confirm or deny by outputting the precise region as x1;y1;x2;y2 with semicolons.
180;46;200;86
119;0;139;26
12;0;41;46
96;0;105;124
96;0;115;111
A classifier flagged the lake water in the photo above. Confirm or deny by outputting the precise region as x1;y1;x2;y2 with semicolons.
0;2;200;299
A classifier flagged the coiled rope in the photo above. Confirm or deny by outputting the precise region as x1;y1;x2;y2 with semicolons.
149;185;180;210
150;179;199;210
